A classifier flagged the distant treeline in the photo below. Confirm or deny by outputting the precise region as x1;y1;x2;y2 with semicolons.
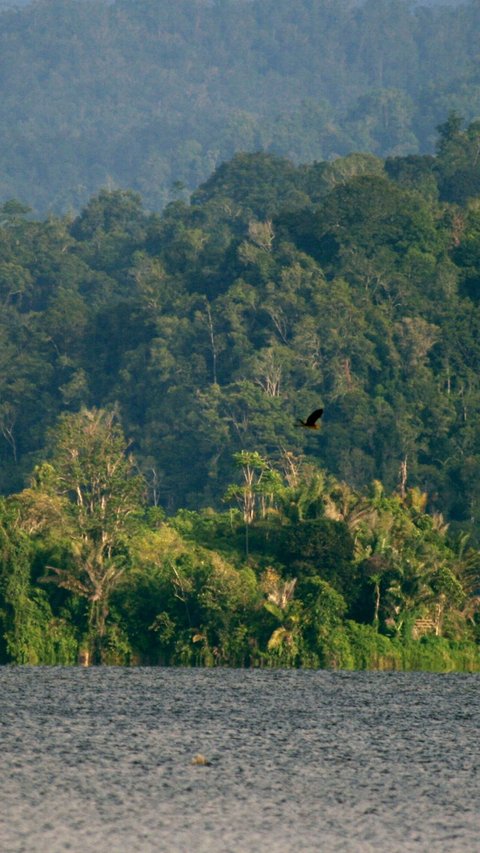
0;0;480;213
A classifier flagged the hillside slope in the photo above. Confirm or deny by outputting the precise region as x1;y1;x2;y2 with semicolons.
1;122;480;536
1;0;480;212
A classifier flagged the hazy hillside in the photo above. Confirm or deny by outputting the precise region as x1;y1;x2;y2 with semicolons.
1;0;480;213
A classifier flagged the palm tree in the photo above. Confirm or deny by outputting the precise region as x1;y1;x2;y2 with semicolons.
263;569;302;665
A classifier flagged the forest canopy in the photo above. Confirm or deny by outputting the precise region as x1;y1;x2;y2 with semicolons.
0;0;480;213
1;119;480;524
1;121;480;666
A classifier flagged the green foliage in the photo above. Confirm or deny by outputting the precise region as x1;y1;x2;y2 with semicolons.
0;118;480;668
0;1;479;214
15;408;145;662
2;456;480;668
4;137;480;528
0;500;78;663
278;519;357;601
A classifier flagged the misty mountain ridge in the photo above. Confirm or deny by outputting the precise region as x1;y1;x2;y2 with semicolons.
0;0;479;214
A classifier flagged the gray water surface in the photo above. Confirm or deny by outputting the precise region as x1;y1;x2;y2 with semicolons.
0;668;479;852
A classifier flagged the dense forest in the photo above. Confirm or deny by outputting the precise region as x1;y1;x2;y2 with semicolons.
0;0;480;213
1;116;480;667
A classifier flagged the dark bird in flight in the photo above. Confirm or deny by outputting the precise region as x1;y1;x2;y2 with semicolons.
298;408;324;430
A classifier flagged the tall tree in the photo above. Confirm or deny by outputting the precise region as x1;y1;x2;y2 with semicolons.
17;408;145;662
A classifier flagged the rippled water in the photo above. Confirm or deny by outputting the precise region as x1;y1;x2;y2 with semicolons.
1;668;479;852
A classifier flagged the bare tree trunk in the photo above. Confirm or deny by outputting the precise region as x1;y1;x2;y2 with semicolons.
399;456;408;499
88;597;109;664
204;298;218;385
150;467;159;507
373;580;380;632
1;411;18;463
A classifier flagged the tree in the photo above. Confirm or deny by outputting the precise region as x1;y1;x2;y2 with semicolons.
17;408;145;663
225;450;284;556
262;567;303;666
436;115;480;204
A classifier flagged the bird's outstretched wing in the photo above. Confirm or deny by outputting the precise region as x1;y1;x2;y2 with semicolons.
305;408;323;426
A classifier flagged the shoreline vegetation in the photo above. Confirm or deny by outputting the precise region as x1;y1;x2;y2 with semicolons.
1;410;479;671
1;118;480;670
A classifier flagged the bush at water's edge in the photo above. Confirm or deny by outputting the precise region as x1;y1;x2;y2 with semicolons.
317;623;480;673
